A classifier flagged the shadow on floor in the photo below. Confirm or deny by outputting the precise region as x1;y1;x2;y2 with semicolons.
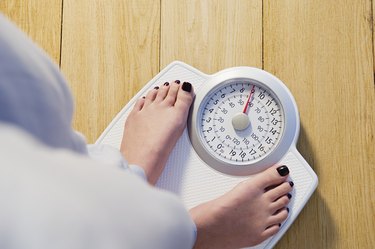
276;124;337;248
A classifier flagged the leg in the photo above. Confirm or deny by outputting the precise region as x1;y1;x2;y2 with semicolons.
120;81;194;185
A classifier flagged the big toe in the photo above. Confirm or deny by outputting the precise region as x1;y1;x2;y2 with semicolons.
252;165;290;190
175;82;194;109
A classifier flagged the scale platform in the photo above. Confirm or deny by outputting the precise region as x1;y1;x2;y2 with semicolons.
96;61;318;249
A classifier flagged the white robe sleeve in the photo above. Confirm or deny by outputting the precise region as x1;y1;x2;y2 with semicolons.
86;143;197;241
0;13;197;249
87;143;147;180
0;125;196;249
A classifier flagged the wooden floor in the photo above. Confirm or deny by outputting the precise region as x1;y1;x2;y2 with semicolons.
1;1;374;248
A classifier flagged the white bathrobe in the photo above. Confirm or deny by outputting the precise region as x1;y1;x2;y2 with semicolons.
0;13;195;249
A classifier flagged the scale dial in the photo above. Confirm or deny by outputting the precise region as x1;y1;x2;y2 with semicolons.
200;79;284;164
188;67;299;176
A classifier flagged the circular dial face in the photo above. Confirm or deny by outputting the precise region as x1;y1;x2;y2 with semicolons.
197;79;284;166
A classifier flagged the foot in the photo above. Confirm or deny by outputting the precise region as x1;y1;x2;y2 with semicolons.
190;165;293;249
120;81;194;185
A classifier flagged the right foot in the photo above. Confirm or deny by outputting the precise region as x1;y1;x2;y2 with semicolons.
190;165;293;249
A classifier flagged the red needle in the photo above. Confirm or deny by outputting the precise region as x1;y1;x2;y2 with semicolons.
242;85;255;114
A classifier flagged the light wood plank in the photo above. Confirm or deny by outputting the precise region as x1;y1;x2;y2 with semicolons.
160;0;262;73
5;1;374;248
264;1;375;248
0;0;62;64
61;0;160;142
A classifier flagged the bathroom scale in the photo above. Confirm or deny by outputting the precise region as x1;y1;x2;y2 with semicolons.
96;61;318;249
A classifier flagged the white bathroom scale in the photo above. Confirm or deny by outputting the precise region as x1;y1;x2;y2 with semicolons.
96;61;318;249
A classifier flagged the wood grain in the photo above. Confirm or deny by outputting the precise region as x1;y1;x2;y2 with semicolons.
160;0;262;73
264;1;375;248
1;0;375;248
61;0;160;142
0;0;62;64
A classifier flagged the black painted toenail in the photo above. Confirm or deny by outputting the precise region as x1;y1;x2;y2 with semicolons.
289;181;294;187
182;82;192;92
287;193;292;199
175;80;180;84
142;96;145;99
277;165;289;176
154;86;159;89
164;82;169;86
287;207;290;212
278;223;281;227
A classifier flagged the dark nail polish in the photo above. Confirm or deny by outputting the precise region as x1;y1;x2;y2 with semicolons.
175;80;180;84
142;96;146;99
287;193;292;199
164;82;169;86
277;165;289;176
287;208;290;213
154;86;159;90
289;181;294;187
278;223;281;227
182;82;192;92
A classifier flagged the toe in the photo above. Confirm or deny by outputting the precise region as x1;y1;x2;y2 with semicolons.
131;97;145;113
144;88;158;106
268;207;289;226
252;165;290;191
266;181;293;201
270;195;291;213
262;224;281;239
164;80;181;106
155;82;170;102
175;82;194;109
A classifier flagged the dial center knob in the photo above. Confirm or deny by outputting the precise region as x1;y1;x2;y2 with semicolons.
232;113;250;131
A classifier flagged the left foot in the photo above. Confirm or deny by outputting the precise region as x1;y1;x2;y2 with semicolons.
120;81;194;184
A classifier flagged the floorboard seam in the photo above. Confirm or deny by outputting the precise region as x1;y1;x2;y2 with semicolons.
59;0;64;68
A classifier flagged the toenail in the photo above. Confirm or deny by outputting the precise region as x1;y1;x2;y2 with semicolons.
182;82;192;92
175;80;180;84
277;165;289;176
287;193;292;199
289;181;294;187
154;86;159;89
164;82;169;86
287;207;290;213
142;96;145;99
278;223;281;227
